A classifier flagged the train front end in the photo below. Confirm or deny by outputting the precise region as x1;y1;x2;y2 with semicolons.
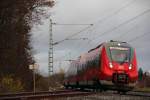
100;41;138;91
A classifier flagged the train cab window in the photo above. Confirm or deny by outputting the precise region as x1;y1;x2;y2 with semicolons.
109;47;130;63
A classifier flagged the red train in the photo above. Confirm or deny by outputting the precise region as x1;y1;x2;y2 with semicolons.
64;40;138;93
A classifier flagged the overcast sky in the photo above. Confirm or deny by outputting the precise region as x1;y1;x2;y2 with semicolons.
31;0;150;76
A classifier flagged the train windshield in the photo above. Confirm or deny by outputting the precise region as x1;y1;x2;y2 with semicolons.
109;47;130;63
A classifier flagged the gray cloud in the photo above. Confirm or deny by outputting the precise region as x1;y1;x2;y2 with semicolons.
31;0;150;75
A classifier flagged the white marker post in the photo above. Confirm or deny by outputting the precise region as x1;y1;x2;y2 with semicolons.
29;64;39;93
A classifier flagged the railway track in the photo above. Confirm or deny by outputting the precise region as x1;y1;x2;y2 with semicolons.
0;89;94;100
0;89;149;100
85;91;150;100
125;91;150;98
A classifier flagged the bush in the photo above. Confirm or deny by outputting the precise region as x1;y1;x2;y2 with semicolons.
0;75;24;93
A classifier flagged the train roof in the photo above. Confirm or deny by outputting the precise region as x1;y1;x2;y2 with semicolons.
88;43;103;53
88;40;131;53
105;40;131;47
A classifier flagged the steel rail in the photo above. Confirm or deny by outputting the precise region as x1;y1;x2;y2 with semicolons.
0;90;93;100
126;91;150;97
0;89;149;100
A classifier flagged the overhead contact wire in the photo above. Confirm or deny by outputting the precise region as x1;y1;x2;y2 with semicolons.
91;9;150;42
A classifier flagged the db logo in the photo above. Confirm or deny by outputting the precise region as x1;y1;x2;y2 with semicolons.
119;66;124;70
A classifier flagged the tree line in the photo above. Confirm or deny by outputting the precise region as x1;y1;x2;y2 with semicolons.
0;0;54;92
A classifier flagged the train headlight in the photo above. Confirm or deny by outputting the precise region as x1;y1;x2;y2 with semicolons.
109;63;113;68
129;64;132;70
